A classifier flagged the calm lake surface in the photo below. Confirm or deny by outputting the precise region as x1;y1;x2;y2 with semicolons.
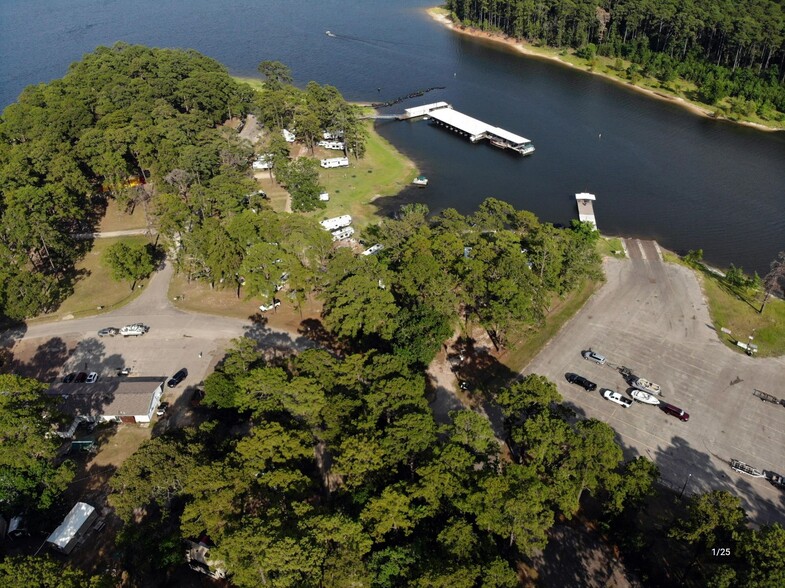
2;0;784;273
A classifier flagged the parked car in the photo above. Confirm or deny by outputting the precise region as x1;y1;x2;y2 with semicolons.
458;380;473;391
602;388;633;407
566;373;597;392
659;402;690;421
582;349;607;365
97;327;119;337
85;372;99;384
167;368;188;388
74;372;88;383
120;324;148;337
117;367;132;376
259;299;281;312
63;372;76;383
156;402;169;416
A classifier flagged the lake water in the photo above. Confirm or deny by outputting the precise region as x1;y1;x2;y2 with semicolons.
2;0;784;274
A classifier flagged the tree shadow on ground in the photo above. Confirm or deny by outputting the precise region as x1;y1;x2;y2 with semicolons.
528;512;643;588
243;313;317;361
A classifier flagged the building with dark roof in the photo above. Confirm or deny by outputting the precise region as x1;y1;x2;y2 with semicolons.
47;377;165;424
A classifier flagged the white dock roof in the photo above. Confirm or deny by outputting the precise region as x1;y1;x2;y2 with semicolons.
428;108;489;139
575;192;596;201
486;125;530;146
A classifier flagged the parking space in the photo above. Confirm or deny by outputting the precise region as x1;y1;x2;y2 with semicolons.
525;239;785;525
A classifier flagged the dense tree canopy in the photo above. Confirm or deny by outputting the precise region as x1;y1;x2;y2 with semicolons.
0;374;74;514
446;0;785;118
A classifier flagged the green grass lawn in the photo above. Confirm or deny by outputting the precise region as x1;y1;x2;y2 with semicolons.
597;236;625;259
311;121;417;228
29;236;152;323
661;254;785;357
98;197;149;232
701;275;785;356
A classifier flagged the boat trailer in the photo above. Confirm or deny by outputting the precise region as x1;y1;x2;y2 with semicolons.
752;389;785;407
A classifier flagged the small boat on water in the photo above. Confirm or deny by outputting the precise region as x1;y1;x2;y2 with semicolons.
412;175;428;187
325;30;335;37
633;377;661;395
630;389;660;405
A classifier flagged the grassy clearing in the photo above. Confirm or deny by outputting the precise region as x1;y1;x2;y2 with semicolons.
701;274;785;356
28;236;152;323
499;279;602;374
90;424;152;468
310;122;417;228
597;236;625;259
662;252;785;356
98;197;149;232
168;272;323;331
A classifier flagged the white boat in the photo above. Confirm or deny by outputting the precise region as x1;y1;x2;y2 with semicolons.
633;377;661;395
325;31;335;37
630;389;660;405
412;175;428;186
730;459;765;478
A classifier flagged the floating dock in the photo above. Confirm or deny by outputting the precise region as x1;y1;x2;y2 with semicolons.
398;102;534;155
575;193;597;228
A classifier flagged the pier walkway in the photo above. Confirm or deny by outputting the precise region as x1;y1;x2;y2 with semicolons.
575;193;597;228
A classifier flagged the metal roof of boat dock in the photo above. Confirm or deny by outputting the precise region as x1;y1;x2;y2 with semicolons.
486;125;530;146
428;108;489;139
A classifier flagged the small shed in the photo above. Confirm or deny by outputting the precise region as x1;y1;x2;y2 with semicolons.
47;502;98;554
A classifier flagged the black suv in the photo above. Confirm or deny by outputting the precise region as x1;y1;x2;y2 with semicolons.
167;368;188;388
566;373;597;391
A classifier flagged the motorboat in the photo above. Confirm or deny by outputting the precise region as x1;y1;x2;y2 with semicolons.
633;377;661;395
412;175;428;186
630;389;660;405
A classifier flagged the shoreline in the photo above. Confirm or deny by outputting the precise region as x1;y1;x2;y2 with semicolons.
426;8;780;133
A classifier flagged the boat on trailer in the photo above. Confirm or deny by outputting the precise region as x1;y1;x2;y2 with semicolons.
630;389;660;405
633;377;662;396
730;459;765;478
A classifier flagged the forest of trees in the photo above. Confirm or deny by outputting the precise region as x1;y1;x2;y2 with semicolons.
445;0;785;118
0;45;366;322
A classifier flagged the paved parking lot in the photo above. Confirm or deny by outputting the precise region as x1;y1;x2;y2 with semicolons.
525;239;785;525
5;260;315;415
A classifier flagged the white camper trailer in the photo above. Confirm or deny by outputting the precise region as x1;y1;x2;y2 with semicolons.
282;129;296;142
319;215;352;231
47;502;98;554
320;157;349;169
331;226;355;242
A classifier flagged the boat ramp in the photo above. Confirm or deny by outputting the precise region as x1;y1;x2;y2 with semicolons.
398;102;534;156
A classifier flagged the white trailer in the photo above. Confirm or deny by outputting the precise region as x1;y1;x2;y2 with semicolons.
318;192;330;201
317;140;345;150
322;130;344;140
361;244;384;256
47;502;98;554
282;129;296;142
320;215;352;231
331;226;355;241
320;157;349;168
252;155;273;170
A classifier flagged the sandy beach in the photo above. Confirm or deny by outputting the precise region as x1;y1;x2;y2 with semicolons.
427;8;779;133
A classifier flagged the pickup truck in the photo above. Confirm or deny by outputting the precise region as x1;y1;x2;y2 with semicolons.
602;388;633;408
